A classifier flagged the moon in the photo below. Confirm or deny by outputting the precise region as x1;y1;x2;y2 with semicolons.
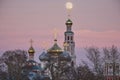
66;2;73;10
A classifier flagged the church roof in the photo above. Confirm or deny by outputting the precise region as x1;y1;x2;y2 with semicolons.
39;51;50;61
47;39;63;54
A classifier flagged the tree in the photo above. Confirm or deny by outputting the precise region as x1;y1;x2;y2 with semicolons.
85;46;120;80
86;47;104;80
0;57;7;80
0;50;27;80
77;64;95;80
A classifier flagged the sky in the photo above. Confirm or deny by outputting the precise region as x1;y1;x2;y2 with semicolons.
0;0;120;63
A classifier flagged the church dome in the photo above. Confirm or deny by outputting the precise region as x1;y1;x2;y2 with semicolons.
39;51;50;61
60;51;71;61
47;39;63;54
28;46;35;53
66;19;73;25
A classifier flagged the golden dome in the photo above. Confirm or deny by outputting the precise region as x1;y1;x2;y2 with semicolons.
28;46;35;54
66;19;73;25
28;39;35;54
47;39;63;54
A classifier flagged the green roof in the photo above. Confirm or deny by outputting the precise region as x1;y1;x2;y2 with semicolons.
47;42;63;53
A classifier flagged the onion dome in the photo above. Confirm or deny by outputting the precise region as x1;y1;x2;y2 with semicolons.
39;51;50;61
47;39;63;55
65;19;73;25
60;51;71;62
28;46;35;54
28;39;35;54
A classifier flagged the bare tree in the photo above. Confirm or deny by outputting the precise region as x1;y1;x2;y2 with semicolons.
77;64;95;80
86;47;104;80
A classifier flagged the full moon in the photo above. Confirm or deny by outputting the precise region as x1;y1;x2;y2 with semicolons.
66;2;73;10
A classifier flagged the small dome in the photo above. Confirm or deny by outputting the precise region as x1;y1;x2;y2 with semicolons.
39;52;50;61
66;19;73;25
60;51;71;61
28;46;35;53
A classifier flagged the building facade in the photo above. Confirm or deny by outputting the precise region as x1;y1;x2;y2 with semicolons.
64;19;76;66
104;61;120;80
22;17;76;80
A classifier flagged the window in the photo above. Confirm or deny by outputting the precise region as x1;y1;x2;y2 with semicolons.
71;36;73;40
109;66;112;69
68;36;69;40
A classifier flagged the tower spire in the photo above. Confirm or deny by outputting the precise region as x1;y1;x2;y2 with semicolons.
53;28;57;43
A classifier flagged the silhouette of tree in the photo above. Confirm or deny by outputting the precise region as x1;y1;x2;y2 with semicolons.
0;50;27;80
77;64;95;80
85;47;104;80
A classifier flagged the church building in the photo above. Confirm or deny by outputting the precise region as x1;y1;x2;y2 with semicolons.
22;16;76;80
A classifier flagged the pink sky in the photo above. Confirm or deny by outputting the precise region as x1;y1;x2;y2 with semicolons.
0;0;120;62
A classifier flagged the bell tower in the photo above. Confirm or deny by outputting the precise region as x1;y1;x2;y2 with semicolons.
64;19;76;66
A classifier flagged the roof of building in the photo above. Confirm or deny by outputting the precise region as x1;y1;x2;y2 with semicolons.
47;39;63;54
39;51;50;61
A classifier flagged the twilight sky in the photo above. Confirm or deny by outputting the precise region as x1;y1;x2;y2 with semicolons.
0;0;120;63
